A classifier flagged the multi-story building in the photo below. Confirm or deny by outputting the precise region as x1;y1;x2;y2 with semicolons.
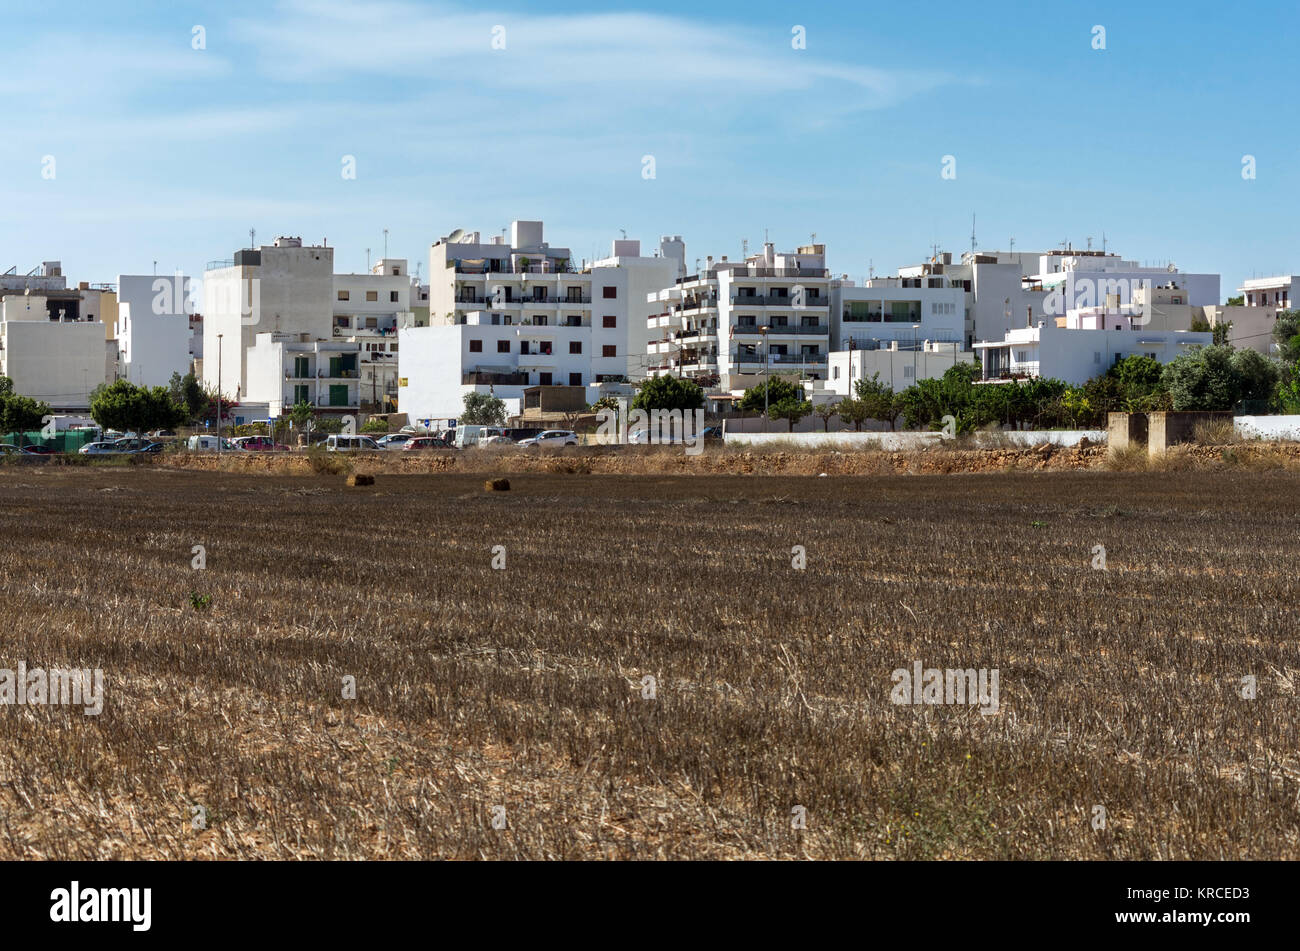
646;242;832;390
116;274;192;388
0;292;107;409
590;236;685;378
203;236;334;400
332;259;411;413
973;312;1212;385
245;332;361;418
401;221;642;422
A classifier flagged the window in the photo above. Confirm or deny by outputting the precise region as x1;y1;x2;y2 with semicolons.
337;290;350;301
390;291;400;302
832;366;840;380
497;340;510;353
365;317;377;328
904;365;915;378
602;286;617;299
539;372;552;385
391;267;400;276
602;344;616;357
1094;351;1101;364
469;339;483;352
602;315;616;328
365;291;378;302
569;341;582;354
569;372;583;386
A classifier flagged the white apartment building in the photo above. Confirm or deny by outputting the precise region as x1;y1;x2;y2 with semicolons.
333;259;411;412
1238;275;1295;310
833;276;965;351
245;333;360;418
826;342;969;397
973;315;1212;385
117;274;192;388
590;236;685;378
203;237;334;400
646;242;832;390
0;292;107;409
401;221;645;421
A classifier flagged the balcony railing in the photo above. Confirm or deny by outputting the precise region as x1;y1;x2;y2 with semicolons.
732;323;829;336
463;371;528;385
730;294;829;307
732;352;827;365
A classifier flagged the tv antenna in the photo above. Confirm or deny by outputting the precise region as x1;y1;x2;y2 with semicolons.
970;213;977;253
249;228;256;250
383;228;389;259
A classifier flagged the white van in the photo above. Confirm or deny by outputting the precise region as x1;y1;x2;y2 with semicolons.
453;425;504;449
324;434;380;452
187;435;241;451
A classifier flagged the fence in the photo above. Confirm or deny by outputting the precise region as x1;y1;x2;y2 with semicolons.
1;430;97;452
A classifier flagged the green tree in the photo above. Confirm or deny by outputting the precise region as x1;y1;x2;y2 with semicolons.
812;400;839;431
1225;295;1244;306
834;397;869;431
90;380;185;433
1272;311;1300;363
0;378;49;433
854;372;898;430
462;391;506;426
738;377;803;413
768;397;812;432
632;375;705;412
289;400;315;431
1159;345;1274;411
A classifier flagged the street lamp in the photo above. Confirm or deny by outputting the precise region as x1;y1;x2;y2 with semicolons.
760;326;769;433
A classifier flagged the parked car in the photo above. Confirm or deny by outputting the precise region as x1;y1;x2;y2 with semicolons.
147;430;177;440
375;433;412;450
111;437;152;452
324;434;380;452
403;435;454;451
20;445;58;455
79;441;127;455
517;429;578;448
478;434;514;447
0;443;22;455
130;442;166;454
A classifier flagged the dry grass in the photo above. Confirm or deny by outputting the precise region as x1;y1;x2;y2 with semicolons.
0;466;1298;859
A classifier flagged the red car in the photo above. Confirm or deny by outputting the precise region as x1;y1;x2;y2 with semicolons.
403;436;453;451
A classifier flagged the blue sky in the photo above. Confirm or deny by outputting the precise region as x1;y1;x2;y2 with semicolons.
2;0;1295;296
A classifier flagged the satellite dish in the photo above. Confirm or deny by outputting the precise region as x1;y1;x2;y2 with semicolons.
445;229;465;244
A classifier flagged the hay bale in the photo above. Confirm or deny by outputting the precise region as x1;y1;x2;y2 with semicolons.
484;477;511;492
346;473;375;487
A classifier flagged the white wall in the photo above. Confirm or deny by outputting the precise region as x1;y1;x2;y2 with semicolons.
0;320;107;408
117;274;191;387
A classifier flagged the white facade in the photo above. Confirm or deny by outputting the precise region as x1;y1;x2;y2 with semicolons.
647;243;832;390
833;277;964;351
203;237;334;400
429;220;632;383
398;313;598;422
333;259;410;412
826;342;971;396
974;320;1212;385
0;294;107;409
245;333;361;418
117;274;192;387
591;237;685;378
1238;275;1296;310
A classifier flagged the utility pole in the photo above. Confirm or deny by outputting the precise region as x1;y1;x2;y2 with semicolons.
761;326;769;433
216;333;223;454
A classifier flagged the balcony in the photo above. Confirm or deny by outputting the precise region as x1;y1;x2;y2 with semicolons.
732;352;827;365
463;371;528;386
732;323;829;336
730;294;829;308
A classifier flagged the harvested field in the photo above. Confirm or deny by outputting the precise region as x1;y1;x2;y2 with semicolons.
0;465;1297;859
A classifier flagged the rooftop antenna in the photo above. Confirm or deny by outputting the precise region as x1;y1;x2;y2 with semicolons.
742;239;749;258
383;228;389;259
868;258;874;279
366;248;371;271
930;242;941;262
1102;231;1108;254
249;228;256;250
970;213;977;253
764;228;769;244
153;260;157;276
620;229;627;240
1009;237;1015;255
810;232;817;245
1086;235;1093;251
